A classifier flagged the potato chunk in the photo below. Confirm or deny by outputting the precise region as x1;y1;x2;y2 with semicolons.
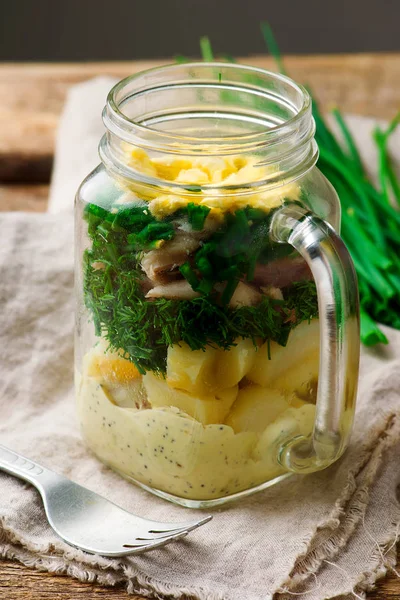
247;319;319;396
225;386;289;433
215;338;257;389
143;373;238;425
166;342;218;395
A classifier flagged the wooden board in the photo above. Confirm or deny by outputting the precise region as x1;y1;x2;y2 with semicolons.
0;54;399;599
1;558;399;600
0;184;48;211
1;53;400;182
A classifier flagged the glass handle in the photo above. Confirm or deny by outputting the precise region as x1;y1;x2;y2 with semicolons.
270;204;360;473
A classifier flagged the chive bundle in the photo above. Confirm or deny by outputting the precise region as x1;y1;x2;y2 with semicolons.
198;30;400;346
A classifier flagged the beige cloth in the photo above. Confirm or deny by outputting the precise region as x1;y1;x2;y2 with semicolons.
1;78;400;600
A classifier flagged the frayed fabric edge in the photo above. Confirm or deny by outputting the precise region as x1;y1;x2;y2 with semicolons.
0;542;124;587
0;534;235;600
0;518;123;572
275;412;400;597
325;528;400;600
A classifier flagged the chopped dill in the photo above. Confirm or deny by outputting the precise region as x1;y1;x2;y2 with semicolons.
83;201;318;375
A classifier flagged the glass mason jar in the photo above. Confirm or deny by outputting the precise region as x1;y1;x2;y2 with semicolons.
75;63;360;508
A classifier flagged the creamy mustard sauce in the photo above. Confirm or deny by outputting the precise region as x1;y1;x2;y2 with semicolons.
77;354;316;500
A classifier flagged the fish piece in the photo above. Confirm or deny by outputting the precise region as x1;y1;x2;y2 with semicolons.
139;277;154;295
253;256;312;288
91;261;106;271
260;285;284;301
141;232;202;283
229;282;262;308
146;280;200;300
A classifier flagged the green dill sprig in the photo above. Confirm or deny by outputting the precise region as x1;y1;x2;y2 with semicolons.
83;201;318;374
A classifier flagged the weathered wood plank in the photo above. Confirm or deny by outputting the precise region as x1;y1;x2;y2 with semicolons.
0;557;399;599
0;560;134;599
0;184;48;211
1;54;399;182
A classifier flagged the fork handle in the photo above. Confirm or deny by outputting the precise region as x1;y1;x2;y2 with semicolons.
0;443;59;491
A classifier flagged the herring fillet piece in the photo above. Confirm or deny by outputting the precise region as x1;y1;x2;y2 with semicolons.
141;233;202;283
253;256;312;288
145;280;200;300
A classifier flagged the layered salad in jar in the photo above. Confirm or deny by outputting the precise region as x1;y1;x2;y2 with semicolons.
77;149;320;504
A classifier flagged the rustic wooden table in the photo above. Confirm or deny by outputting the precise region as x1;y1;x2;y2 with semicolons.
0;54;399;600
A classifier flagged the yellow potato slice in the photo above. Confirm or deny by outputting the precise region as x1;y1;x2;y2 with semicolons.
225;385;289;433
247;319;320;396
143;372;238;426
215;338;257;389
166;342;218;395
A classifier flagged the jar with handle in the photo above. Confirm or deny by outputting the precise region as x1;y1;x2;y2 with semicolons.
75;63;360;507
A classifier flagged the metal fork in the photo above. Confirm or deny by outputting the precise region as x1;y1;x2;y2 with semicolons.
0;444;211;556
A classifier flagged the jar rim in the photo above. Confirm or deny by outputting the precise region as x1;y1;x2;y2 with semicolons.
104;62;311;150
100;62;318;191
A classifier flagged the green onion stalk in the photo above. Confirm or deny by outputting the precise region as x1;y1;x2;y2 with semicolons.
196;30;400;347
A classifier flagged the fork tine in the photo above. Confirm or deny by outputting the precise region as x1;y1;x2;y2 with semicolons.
120;516;212;553
121;530;190;553
133;515;212;543
136;529;190;541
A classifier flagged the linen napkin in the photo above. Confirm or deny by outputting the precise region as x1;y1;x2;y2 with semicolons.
1;77;400;600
